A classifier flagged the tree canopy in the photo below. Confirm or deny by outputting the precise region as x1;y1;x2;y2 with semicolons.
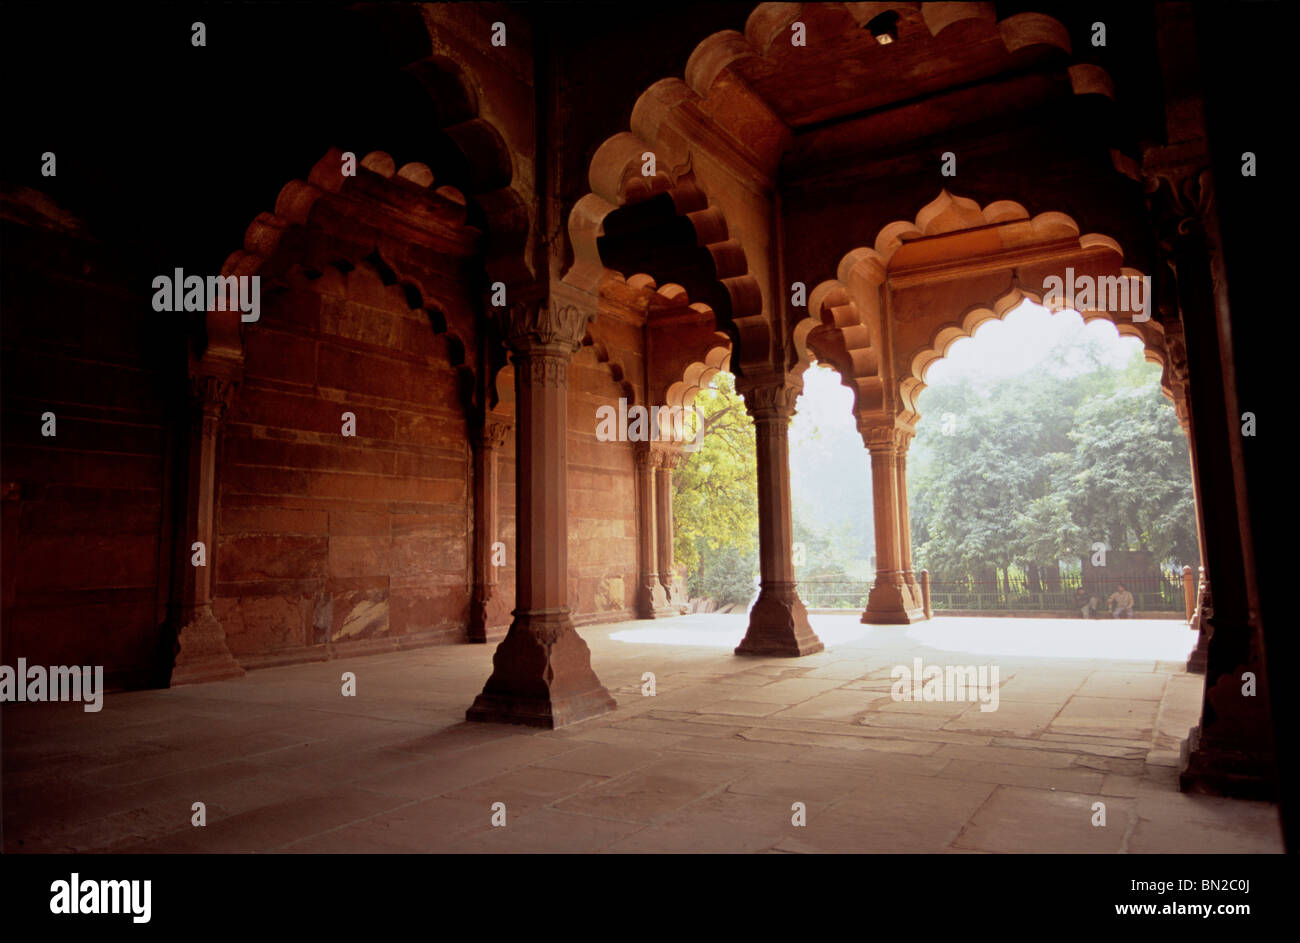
672;373;758;604
910;341;1197;579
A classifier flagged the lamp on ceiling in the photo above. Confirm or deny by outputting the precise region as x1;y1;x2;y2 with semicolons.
865;10;900;45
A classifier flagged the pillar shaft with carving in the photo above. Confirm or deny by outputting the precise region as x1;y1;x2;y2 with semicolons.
734;377;823;657
467;302;615;727
655;448;682;608
1145;164;1275;797
469;417;511;642
1163;318;1212;668
170;371;245;685
634;446;671;617
895;435;922;605
862;424;923;624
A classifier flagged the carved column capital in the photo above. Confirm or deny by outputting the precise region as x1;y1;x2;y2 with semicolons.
654;446;684;471
505;300;593;356
634;444;663;469
738;374;801;423
1142;156;1214;248
189;372;240;438
474;416;512;450
189;373;239;419
861;423;906;453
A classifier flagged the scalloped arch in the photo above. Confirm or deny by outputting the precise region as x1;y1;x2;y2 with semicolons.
287;252;478;412
566;130;768;376
666;344;733;409
578;335;637;405
900;286;1171;427
798;189;1168;428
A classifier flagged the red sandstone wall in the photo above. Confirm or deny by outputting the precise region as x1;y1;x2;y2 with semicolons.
213;268;476;665
1;202;173;687
566;346;637;621
0;207;643;684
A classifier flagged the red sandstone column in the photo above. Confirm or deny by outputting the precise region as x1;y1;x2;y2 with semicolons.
467;302;615;727
171;371;245;685
656;448;682;608
468;416;511;642
634;446;670;617
896;434;924;614
862;424;923;624
1166;324;1212;672
734;378;823;656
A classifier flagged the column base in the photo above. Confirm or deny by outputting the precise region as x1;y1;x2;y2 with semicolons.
736;583;824;657
1185;583;1212;673
636;579;671;619
468;593;512;643
171;609;245;686
661;579;689;614
1179;660;1277;798
466;609;616;728
861;577;926;625
904;574;925;616
1180;724;1278;801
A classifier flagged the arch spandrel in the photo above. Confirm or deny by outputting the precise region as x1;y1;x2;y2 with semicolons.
802;189;1170;431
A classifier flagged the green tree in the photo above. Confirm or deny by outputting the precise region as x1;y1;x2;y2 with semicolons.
910;346;1198;582
672;372;758;598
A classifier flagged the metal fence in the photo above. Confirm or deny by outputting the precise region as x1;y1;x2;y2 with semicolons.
798;573;1185;612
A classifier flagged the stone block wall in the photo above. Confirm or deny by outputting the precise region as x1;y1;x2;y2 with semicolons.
0;210;643;684
566;345;638;622
0;197;175;688
213;272;476;665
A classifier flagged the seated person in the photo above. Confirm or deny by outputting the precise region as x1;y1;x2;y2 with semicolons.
1073;586;1098;619
1108;584;1135;618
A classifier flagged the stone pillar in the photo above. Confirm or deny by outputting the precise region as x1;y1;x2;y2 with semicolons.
467;302;615;727
468;416;511;643
896;434;923;612
634;446;671;617
920;569;932;619
655;448;683;609
734;377;823;656
170;372;245;685
862;424;923;624
1145;168;1276;796
1165;323;1213;669
1186;568;1211;672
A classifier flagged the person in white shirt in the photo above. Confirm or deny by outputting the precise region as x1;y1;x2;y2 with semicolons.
1108;584;1135;618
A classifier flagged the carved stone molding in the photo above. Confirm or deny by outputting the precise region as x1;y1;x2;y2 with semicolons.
474;419;512;451
739;377;801;422
1142;160;1213;248
1162;321;1190;386
861;423;906;452
189;373;239;421
653;445;684;470
505;300;593;354
634;445;664;469
515;351;569;389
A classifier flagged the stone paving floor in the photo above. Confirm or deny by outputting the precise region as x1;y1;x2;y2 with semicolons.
1;614;1284;853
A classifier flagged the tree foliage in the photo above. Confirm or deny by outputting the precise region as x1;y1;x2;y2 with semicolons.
672;373;758;603
910;344;1198;579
